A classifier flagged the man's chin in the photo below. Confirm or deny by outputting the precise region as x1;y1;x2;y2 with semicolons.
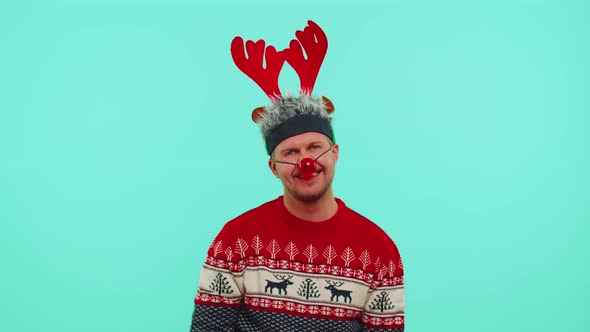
290;185;331;203
294;192;324;203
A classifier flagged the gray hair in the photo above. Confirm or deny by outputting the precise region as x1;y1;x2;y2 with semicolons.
256;95;331;137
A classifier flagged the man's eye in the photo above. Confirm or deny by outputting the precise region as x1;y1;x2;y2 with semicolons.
286;150;296;156
311;145;321;150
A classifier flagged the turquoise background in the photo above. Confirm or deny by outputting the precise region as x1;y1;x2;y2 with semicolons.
1;0;588;331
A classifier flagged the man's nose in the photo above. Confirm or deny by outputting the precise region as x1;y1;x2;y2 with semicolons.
303;149;320;160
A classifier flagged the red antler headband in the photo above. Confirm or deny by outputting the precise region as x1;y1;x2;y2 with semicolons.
230;38;285;99
231;20;335;155
283;20;328;95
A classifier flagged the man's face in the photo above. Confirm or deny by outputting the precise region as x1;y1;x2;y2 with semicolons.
269;132;339;203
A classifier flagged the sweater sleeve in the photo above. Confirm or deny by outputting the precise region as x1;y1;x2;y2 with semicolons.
190;226;245;332
361;238;405;331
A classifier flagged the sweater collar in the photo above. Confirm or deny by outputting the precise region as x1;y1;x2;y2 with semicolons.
276;195;347;232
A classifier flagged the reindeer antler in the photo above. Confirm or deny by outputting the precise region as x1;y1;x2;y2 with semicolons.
274;274;293;280
325;280;344;287
231;37;285;100
283;20;328;95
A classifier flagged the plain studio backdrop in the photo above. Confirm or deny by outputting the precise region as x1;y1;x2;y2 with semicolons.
1;1;588;331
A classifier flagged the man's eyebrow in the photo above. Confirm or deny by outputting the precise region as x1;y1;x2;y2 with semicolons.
308;141;326;146
278;146;298;154
277;141;326;154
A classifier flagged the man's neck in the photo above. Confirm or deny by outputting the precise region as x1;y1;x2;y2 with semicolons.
283;189;338;222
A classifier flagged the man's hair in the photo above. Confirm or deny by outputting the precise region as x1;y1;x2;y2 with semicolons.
256;95;331;138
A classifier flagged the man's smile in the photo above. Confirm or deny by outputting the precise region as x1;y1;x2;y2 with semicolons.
295;170;322;180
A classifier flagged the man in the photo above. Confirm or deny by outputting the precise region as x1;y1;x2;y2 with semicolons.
190;21;405;331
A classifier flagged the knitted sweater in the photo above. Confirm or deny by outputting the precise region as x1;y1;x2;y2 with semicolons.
190;197;405;331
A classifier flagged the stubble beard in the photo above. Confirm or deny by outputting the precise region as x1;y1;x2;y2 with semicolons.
287;173;333;203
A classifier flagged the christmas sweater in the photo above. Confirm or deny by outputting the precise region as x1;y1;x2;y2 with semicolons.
191;196;405;332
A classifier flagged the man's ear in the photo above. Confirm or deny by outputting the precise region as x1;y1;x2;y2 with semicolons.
332;143;339;162
268;159;279;178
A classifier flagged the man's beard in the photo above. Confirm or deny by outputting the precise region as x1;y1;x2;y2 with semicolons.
287;176;333;203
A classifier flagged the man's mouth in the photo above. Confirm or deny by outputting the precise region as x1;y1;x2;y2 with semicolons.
296;171;321;180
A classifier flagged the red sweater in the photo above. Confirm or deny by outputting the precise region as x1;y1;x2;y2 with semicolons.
191;196;405;331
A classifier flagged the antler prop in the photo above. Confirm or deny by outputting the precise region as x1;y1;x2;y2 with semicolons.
283;20;328;95
231;37;285;99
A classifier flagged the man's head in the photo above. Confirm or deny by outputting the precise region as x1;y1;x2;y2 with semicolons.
269;132;339;203
231;21;338;204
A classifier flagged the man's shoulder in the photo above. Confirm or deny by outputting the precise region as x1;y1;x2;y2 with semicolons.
337;199;403;266
339;199;397;241
340;200;383;229
220;197;280;231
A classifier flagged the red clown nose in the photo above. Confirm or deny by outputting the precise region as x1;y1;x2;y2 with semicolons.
298;158;317;176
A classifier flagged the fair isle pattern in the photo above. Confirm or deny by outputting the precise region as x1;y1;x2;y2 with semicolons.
191;304;238;332
235;308;368;332
359;250;371;270
197;254;404;328
197;294;363;319
205;255;404;286
375;278;406;288
363;315;405;328
303;244;319;263
365;284;405;317
209;235;404;282
192;198;405;331
198;265;381;311
196;293;242;306
235;238;249;258
236;308;365;332
244;297;361;318
191;303;405;332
